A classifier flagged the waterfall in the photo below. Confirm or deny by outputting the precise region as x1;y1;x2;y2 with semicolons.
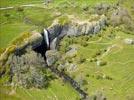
43;29;50;49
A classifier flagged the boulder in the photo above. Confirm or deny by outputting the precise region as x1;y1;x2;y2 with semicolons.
97;60;107;66
68;64;77;72
124;38;134;45
29;32;43;48
110;7;131;26
45;50;60;66
65;45;78;58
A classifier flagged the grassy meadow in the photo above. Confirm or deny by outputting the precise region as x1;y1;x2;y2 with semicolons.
0;79;79;100
59;27;134;100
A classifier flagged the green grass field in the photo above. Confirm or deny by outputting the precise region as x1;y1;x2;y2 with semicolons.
59;27;134;100
0;23;33;48
0;0;43;7
0;79;79;100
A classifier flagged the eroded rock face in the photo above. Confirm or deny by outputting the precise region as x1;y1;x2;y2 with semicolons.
13;15;107;55
15;32;43;55
48;24;63;42
29;32;43;48
48;15;107;49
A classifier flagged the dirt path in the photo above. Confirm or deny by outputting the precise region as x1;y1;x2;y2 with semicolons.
0;3;45;10
110;60;134;65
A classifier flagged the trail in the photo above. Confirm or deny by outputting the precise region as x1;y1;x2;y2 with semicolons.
0;3;45;10
87;37;102;43
99;44;116;59
99;44;123;59
109;60;134;65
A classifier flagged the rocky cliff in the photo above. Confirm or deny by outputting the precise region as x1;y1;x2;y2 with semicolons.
48;15;107;50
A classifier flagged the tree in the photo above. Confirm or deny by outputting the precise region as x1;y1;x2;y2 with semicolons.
16;7;25;20
4;13;10;21
7;47;52;88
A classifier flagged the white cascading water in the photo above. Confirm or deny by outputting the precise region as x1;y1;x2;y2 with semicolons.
43;29;49;48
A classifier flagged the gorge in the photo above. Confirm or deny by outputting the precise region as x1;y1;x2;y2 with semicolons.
10;15;107;99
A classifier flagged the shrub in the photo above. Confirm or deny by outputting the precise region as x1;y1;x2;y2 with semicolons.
90;59;93;62
82;79;88;86
0;48;5;55
16;7;24;12
94;58;98;62
90;91;107;100
4;13;10;18
96;50;101;56
92;54;97;58
80;41;88;47
65;56;73;63
77;56;86;64
86;74;90;77
82;36;89;41
96;75;103;80
105;76;113;80
81;4;89;11
0;45;16;66
59;41;70;53
103;49;107;52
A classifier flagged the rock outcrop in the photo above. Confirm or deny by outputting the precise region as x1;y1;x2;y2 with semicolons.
110;7;131;26
45;50;61;66
124;38;134;45
48;15;107;49
15;32;43;55
65;45;78;58
13;15;107;54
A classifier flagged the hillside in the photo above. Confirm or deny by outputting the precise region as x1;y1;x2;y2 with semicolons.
0;0;134;100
